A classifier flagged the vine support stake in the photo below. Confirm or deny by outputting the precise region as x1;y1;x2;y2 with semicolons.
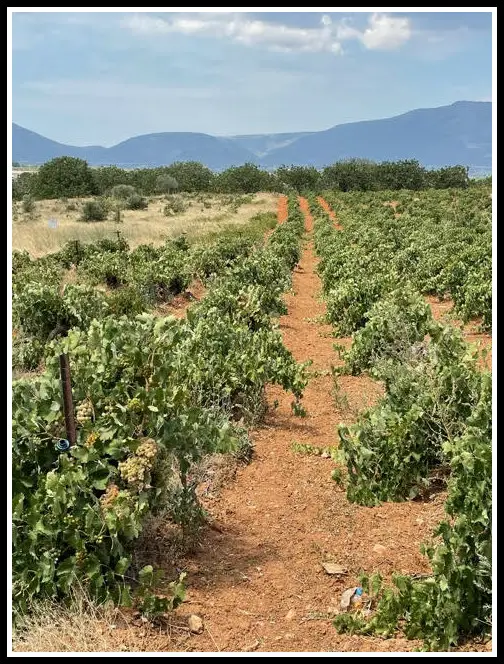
59;353;76;445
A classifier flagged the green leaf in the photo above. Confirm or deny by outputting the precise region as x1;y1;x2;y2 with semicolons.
71;446;89;463
115;557;131;576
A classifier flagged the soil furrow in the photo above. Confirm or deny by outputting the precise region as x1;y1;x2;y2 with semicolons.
149;200;446;653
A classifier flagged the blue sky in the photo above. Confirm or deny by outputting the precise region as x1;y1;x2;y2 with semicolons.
11;10;493;146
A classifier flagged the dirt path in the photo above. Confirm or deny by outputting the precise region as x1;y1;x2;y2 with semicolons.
316;196;342;230
145;198;447;653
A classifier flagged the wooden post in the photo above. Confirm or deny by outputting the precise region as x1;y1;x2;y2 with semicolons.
59;353;76;445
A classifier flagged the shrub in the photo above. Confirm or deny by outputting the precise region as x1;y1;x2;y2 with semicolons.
156;175;179;194
125;194;148;211
163;195;187;216
22;195;35;214
110;184;137;200
12;172;37;201
81;200;108;222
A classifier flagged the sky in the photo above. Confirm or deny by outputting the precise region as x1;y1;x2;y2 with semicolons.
10;9;494;147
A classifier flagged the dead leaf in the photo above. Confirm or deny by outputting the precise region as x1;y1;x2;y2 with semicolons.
340;587;358;611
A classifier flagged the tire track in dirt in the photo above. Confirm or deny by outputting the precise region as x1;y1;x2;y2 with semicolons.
146;197;447;653
277;195;288;225
317;196;343;230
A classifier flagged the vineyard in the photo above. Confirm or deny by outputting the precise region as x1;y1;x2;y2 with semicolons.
10;186;492;653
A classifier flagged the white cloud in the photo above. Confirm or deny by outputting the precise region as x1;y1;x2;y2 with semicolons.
337;13;411;51
359;14;411;50
121;12;412;56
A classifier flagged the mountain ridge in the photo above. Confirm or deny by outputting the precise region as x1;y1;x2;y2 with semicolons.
13;100;491;172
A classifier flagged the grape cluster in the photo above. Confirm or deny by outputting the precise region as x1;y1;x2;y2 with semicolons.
119;456;148;485
136;438;157;459
126;397;142;413
100;483;119;509
75;550;86;566
102;404;115;416
63;515;79;527
76;400;93;425
85;431;98;448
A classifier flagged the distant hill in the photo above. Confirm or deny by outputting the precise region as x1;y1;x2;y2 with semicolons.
226;132;313;158
12;123;108;165
12;126;256;170
259;101;491;170
12;101;491;172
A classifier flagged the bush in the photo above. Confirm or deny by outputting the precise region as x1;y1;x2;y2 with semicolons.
106;286;148;316
81;200;108;222
156;175;179;194
12;172;37;201
125;194;148;210
110;184;137;200
22;195;35;214
163;196;187;216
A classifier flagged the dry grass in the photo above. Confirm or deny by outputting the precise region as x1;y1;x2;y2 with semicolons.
12;193;279;257
12;592;136;653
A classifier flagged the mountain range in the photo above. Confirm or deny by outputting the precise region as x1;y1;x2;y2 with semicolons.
12;101;491;173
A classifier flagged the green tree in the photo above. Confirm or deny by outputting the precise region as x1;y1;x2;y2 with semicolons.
12;172;37;201
376;160;426;190
93;165;131;195
321;159;376;192
35;156;96;199
426;166;469;189
276;165;321;193
164;162;214;192
212;163;275;193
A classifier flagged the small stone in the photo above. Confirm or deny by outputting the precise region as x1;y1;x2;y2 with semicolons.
321;451;330;459
188;614;204;634
322;562;348;576
285;609;296;621
373;544;387;555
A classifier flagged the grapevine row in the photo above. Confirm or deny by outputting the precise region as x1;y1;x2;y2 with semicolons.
310;191;492;650
12;197;307;613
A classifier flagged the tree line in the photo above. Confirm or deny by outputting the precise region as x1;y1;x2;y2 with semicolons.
12;156;478;201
